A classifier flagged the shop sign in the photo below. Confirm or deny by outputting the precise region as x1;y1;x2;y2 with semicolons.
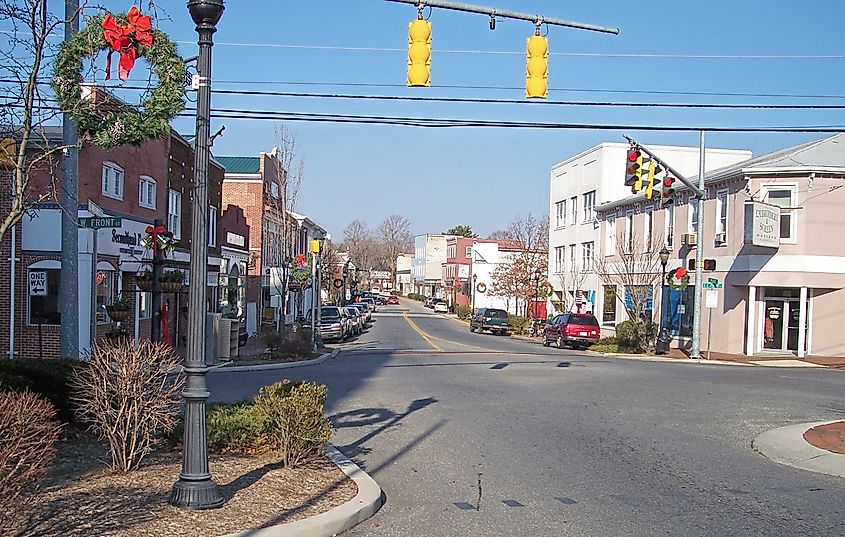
744;201;780;248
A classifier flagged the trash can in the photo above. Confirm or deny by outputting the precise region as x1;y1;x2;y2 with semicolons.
655;329;671;355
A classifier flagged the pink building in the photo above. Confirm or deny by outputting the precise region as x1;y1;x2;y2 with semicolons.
594;134;845;357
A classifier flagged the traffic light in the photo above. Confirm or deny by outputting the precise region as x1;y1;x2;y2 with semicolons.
661;175;676;207
625;147;643;190
525;34;548;99
703;259;716;271
407;18;432;87
644;161;662;200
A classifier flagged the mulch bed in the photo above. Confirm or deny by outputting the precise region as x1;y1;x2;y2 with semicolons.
19;433;357;537
804;421;845;455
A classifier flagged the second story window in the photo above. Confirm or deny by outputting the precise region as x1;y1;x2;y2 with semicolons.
208;205;218;247
583;191;596;223
465;246;472;259
102;162;124;200
555;200;566;227
554;246;564;273
689;197;700;235
665;204;675;248
715;189;728;244
764;186;797;242
581;241;594;272
138;176;156;209
605;216;616;256
570;196;577;225
168;189;181;240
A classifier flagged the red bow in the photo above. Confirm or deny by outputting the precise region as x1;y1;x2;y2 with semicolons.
674;267;687;279
101;7;153;81
296;254;307;268
145;224;170;256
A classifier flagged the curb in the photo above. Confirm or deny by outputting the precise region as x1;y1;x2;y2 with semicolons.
601;353;753;366
210;349;341;373
752;420;845;478
221;444;384;537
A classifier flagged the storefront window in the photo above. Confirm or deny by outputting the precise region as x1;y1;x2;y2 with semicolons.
28;269;61;325
95;270;115;323
139;291;152;320
625;285;654;322
602;285;617;324
663;285;695;337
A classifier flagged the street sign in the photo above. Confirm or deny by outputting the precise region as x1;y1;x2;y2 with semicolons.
703;282;723;289
79;216;122;229
705;290;718;309
29;270;47;296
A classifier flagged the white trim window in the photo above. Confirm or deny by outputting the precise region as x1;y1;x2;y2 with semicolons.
555;200;566;228
582;190;596;223
763;185;797;242
138;175;156;209
168;189;182;240
465;246;472;259
101;162;124;200
270;181;281;199
715;189;728;244
605;216;616;257
208;205;218;247
568;244;577;273
570;196;578;225
581;241;594;272
689;197;700;235
624;210;634;251
665;204;675;248
644;206;653;252
554;246;565;273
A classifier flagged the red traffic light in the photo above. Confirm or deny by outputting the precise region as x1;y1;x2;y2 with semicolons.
628;150;641;162
663;176;675;187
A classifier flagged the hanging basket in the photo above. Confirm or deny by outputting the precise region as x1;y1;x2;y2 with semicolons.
136;276;153;291
161;281;183;293
106;308;131;322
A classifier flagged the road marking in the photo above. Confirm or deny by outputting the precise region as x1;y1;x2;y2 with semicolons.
402;313;443;351
490;363;508;370
502;499;524;507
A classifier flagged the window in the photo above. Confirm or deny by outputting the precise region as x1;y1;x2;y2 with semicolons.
644;207;653;252
554;246;565;273
583;191;596;223
95;270;115;323
605;216;616;256
168;189;181;239
581;241;594;272
138;176;156;209
28;269;61;325
625;285;654;322
602;285;617;324
665;204;675;248
764;186;796;241
555;200;566;227
715;189;728;243
270;182;280;198
465;246;472;259
570;196;577;225
101;162;124;200
208;205;218;247
138;291;152;320
624;211;634;251
568;244;577;273
689;197;700;234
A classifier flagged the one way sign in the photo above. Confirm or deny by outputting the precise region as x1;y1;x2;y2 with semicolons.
29;270;47;296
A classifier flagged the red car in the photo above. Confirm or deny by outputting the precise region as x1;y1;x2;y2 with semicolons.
387;295;400;305
543;313;600;350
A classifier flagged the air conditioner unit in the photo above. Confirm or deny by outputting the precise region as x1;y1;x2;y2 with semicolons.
715;232;727;244
681;233;698;246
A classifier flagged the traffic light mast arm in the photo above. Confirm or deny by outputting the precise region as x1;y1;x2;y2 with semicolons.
623;135;707;199
384;0;620;35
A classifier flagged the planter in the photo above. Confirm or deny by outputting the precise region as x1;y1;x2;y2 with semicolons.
106;308;131;322
160;281;183;293
136;278;153;292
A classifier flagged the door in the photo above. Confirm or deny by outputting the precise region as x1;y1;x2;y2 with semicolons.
786;301;800;352
763;299;785;350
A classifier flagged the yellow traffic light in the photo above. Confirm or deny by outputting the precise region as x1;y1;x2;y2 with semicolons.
525;35;548;99
0;138;15;170
309;239;321;254
407;18;431;87
644;160;657;199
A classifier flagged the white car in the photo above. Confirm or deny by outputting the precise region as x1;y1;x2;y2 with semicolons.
434;302;449;313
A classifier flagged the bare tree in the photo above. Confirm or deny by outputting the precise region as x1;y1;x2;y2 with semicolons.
377;214;413;277
486;229;514;240
490;213;549;317
342;219;381;271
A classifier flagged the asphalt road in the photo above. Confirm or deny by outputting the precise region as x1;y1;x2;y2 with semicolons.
208;299;845;536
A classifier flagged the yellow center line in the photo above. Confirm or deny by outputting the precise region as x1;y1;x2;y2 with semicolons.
403;312;443;351
402;312;497;352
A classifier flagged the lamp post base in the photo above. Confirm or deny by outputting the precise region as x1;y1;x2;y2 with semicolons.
170;475;224;509
655;328;672;355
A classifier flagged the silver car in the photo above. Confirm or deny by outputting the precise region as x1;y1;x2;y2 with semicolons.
344;306;364;335
352;302;371;323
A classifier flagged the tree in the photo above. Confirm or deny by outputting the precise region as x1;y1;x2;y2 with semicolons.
342;219;380;271
486;229;514;240
377;214;413;277
445;225;477;238
489;213;549;317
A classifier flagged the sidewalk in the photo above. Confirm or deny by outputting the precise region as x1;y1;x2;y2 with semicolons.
753;420;845;479
663;348;845;368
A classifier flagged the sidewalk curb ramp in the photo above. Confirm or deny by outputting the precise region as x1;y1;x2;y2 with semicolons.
220;444;384;537
752;420;845;479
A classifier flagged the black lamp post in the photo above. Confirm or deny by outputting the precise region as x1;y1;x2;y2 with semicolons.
342;261;350;306
471;273;477;313
533;267;542;319
656;246;671;355
170;0;224;510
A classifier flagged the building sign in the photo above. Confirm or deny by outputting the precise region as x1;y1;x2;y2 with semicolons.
371;270;391;280
29;270;47;296
744;201;780;248
226;232;245;247
458;264;470;279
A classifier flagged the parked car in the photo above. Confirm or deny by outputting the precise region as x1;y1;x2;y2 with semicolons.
361;297;377;312
469;308;512;336
339;308;355;339
424;297;436;308
543;313;600;350
387;295;400;305
314;306;346;342
344;306;364;335
434;302;449;313
352;302;371;323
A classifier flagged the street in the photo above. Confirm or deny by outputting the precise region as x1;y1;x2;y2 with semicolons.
208;300;845;536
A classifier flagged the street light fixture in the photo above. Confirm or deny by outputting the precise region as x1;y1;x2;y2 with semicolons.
170;0;224;510
656;246;671;355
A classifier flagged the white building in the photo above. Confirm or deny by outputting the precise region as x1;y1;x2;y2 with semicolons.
395;253;413;295
547;142;751;321
412;234;455;297
470;241;521;314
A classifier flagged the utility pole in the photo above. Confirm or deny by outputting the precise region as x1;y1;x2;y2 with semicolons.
60;0;80;359
690;131;707;359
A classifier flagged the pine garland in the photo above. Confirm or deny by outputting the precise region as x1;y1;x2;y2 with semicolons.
51;11;186;149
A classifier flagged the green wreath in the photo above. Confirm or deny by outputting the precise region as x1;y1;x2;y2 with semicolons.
667;267;690;291
51;8;186;149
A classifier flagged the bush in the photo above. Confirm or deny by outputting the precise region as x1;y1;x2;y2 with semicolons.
508;314;529;335
207;402;265;452
254;380;332;468
615;321;657;353
261;327;313;358
71;340;184;472
0;358;78;423
595;336;617;346
456;304;472;320
0;390;63;532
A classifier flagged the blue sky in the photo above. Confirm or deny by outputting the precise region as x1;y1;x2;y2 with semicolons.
75;2;845;238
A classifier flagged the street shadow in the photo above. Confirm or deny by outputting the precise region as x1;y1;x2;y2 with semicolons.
220;460;285;501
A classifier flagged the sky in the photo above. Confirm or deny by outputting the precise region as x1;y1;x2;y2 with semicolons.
41;1;845;239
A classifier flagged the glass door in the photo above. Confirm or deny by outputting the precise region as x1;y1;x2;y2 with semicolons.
786;300;800;352
763;299;785;350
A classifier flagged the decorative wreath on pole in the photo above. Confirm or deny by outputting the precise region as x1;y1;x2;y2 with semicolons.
141;223;177;257
667;267;690;291
51;7;187;149
541;281;554;298
476;282;487;293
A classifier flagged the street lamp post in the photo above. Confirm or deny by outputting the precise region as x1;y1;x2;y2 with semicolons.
171;0;224;510
342;261;350;306
655;246;671;355
533;267;542;320
471;273;477;313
